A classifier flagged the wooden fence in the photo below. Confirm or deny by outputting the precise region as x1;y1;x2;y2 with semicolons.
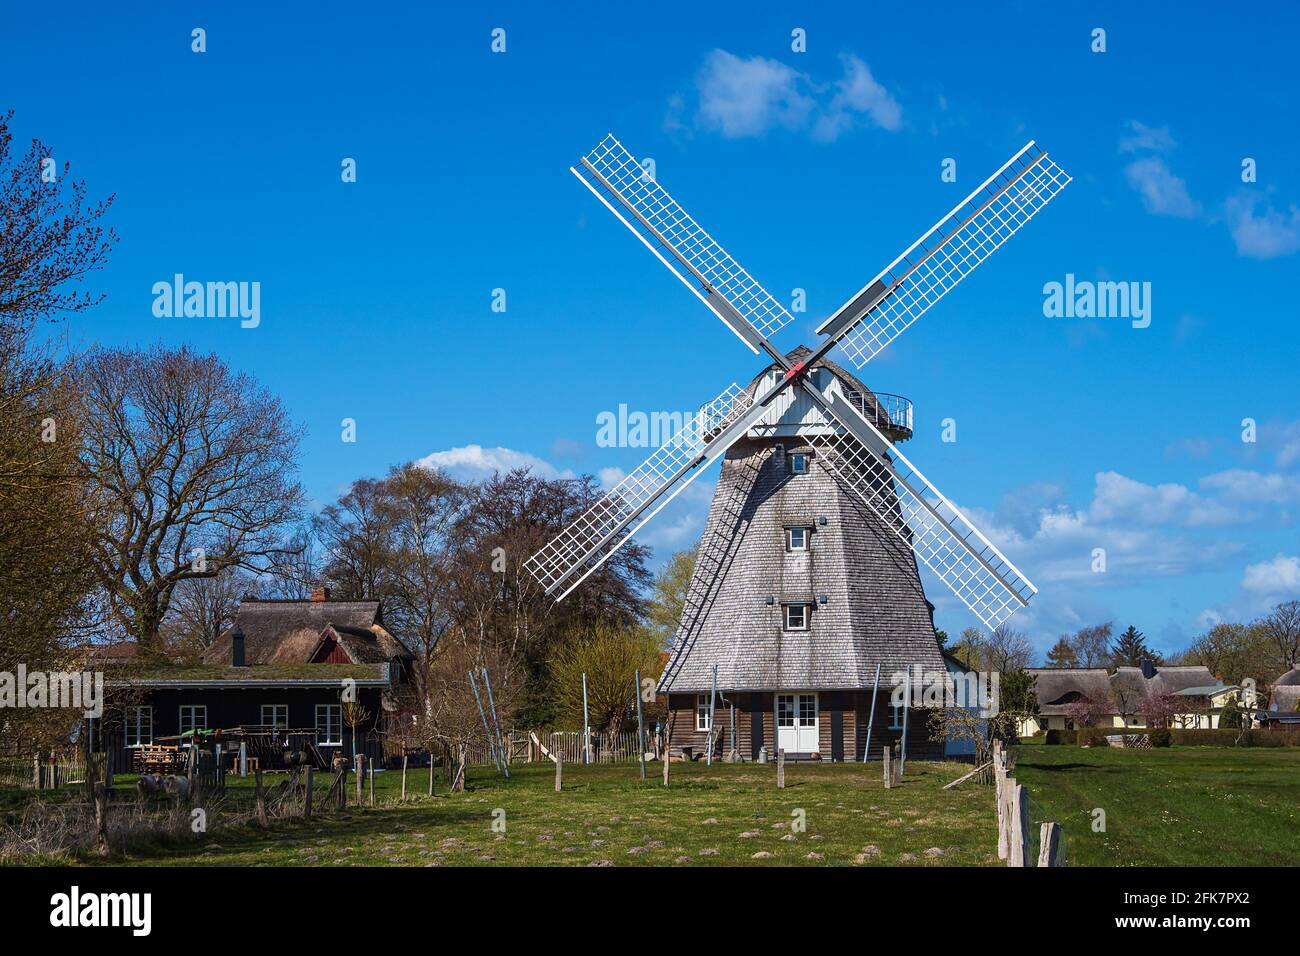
0;751;86;790
993;740;1063;867
442;730;651;767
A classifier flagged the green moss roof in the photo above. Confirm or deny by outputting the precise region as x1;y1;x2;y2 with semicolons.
109;662;388;684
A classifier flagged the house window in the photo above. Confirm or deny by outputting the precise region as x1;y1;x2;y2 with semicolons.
790;453;809;475
783;603;809;631
178;705;207;740
695;695;712;732
125;706;153;748
316;704;342;746
261;704;288;730
787;526;808;551
890;704;905;730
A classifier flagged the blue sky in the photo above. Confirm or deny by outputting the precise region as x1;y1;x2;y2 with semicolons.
5;1;1299;659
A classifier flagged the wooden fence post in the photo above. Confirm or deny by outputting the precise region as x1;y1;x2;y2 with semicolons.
33;753;40;790
93;781;109;855
1008;781;1029;867
1038;821;1061;867
428;757;436;797
254;767;268;826
883;747;892;789
369;757;376;807
995;765;1008;860
304;766;314;819
401;755;408;802
555;752;563;793
776;748;785;789
662;748;670;786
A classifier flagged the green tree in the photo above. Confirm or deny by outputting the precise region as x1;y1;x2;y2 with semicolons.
647;548;696;645
549;622;663;735
1218;696;1242;729
994;669;1039;741
1045;636;1079;668
951;627;985;669
1111;625;1154;668
934;628;949;651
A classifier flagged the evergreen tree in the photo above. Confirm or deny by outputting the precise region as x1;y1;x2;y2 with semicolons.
1045;636;1078;668
1112;625;1154;668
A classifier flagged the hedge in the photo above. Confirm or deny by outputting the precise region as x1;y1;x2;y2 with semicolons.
1044;729;1077;745
1171;728;1300;747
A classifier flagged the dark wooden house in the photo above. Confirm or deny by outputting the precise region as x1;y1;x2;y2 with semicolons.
659;348;946;762
99;588;413;769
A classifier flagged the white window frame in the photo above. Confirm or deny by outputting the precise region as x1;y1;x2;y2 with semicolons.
787;526;808;551
261;704;288;730
695;695;712;732
890;704;905;730
316;704;342;746
125;706;153;748
790;452;809;475
783;603;809;631
178;705;207;742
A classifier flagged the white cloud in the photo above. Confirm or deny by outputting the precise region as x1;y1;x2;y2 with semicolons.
1088;471;1241;527
692;50;901;142
695;50;814;138
1241;554;1300;594
1224;195;1300;259
416;444;575;482
1119;120;1175;154
1200;468;1300;505
1123;157;1201;218
812;55;903;140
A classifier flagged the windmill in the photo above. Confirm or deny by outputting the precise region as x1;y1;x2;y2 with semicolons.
524;134;1070;759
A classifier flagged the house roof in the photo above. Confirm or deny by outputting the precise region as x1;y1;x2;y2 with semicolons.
1026;668;1112;716
201;598;411;666
1028;664;1223;715
1273;667;1300;687
107;662;390;689
1271;686;1300;710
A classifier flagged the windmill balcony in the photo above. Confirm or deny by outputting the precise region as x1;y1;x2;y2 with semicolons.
844;390;913;442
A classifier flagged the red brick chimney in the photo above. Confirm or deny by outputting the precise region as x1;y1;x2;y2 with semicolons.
311;585;331;603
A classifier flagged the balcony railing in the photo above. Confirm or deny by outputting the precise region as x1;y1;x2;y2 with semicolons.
843;389;913;439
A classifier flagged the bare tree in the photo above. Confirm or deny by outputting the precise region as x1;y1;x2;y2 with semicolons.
1068;623;1114;668
1255;601;1300;673
0;110;117;336
314;477;390;600
161;568;263;659
983;624;1034;672
76;345;305;655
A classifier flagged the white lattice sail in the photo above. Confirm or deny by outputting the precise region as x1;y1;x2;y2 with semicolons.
820;142;1071;369
524;383;754;598
806;401;1037;630
573;134;795;347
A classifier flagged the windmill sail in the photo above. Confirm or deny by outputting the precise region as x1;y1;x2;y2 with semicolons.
523;383;760;599
804;388;1037;630
573;134;795;352
818;142;1071;369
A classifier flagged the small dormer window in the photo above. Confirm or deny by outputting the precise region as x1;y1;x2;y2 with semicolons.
784;603;809;631
790;453;809;475
787;526;808;551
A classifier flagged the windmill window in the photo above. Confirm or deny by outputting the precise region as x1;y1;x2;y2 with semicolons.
695;695;712;732
787;526;809;551
790;453;809;475
783;603;810;631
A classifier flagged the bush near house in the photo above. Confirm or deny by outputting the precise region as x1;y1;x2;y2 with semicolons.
1148;728;1172;747
1171;728;1300;747
1044;729;1077;745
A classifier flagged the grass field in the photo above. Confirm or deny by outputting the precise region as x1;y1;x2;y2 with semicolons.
1013;745;1300;866
93;758;998;867
8;745;1300;866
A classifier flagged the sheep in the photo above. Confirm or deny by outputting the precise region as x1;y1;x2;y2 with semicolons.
162;774;191;803
135;774;164;801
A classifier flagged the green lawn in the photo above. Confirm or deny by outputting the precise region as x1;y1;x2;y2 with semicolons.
9;746;1300;866
1013;745;1300;866
86;759;998;867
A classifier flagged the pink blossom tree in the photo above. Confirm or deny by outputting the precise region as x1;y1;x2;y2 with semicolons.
1063;695;1109;728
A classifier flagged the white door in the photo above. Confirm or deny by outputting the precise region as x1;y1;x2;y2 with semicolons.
776;693;819;753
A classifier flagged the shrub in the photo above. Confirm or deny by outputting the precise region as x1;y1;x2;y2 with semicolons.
1078;727;1112;748
1169;727;1300;747
1148;728;1172;747
1045;729;1060;745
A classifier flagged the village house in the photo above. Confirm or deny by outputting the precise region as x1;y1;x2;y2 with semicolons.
94;588;413;771
1018;661;1237;735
